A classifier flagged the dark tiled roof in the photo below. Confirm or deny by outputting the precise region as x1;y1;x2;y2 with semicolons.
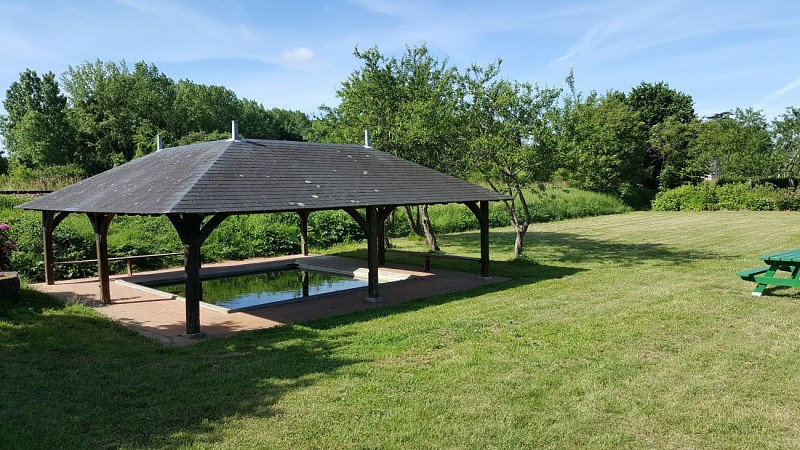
19;139;509;215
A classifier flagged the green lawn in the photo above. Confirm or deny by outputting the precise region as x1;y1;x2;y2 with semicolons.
3;211;800;449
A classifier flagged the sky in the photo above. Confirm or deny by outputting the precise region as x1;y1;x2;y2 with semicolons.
0;0;799;126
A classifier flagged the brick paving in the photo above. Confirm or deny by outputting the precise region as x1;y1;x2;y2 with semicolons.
31;255;506;346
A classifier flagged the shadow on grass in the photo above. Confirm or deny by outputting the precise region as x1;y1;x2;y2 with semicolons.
441;230;720;268
2;226;715;447
317;247;585;330
0;289;364;449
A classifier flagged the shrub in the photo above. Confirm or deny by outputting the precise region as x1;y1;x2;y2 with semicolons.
650;187;683;211
308;210;364;247
715;183;751;210
620;185;656;210
7;214;95;281
0;164;84;190
778;190;800;211
652;182;791;212
204;215;299;261
0;222;17;271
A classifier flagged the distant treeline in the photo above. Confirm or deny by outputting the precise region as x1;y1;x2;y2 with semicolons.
2;48;799;258
0;60;311;178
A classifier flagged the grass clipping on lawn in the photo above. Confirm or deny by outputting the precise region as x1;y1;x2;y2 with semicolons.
3;211;800;449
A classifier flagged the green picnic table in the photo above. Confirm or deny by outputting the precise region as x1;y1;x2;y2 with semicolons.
738;249;800;296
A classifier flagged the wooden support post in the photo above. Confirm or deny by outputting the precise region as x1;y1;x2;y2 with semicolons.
365;206;380;301
185;219;202;336
168;213;230;337
42;211;69;285
87;213;115;304
479;200;490;278
43;212;56;285
464;201;491;278
298;210;309;256
344;206;396;302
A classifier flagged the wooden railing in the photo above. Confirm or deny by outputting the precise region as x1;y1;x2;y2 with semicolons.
53;252;183;277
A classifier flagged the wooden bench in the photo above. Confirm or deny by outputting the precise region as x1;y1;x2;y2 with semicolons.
739;249;800;296
385;249;480;272
737;266;772;282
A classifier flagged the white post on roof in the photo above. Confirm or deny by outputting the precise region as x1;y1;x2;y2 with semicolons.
156;134;163;151
231;120;239;141
364;129;371;148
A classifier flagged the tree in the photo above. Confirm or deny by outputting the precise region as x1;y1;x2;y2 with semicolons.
173;131;230;146
268;108;311;141
560;91;648;197
238;99;279;140
313;45;463;251
61;60;178;172
171;80;241;139
628;81;695;127
692;108;777;183
462;63;562;259
1;69;77;170
61;60;137;172
774;107;800;182
4;60;312;177
128;62;177;158
649;118;706;189
627;81;696;189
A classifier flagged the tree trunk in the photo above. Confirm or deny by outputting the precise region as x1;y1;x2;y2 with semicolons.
513;222;528;259
420;204;440;252
502;196;529;260
403;205;424;237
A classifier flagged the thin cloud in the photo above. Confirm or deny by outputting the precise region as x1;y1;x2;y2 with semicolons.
347;0;429;18
281;47;316;65
550;0;787;67
757;77;800;108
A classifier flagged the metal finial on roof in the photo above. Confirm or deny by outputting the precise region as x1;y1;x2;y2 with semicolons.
230;120;239;141
156;134;163;151
364;129;371;148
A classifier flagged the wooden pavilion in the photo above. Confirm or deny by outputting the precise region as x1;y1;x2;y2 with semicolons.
19;130;509;336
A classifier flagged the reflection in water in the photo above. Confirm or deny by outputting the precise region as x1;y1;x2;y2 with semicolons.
153;269;368;311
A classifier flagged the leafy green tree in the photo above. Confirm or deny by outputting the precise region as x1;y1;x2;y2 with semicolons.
61;60;176;172
238;99;278;140
268;108;311;141
128;62;177;157
462;62;562;259
628;81;695;127
62;60;137;172
1;69;77;170
313;45;463;251
692;108;777;183
170;80;240;138
649;118;706;189
773;107;800;182
173;131;230;146
560;91;648;198
627;81;696;189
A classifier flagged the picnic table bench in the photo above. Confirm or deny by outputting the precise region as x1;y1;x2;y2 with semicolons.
384;249;480;272
738;249;800;296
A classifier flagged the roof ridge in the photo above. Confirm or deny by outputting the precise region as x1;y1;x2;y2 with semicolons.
164;140;234;213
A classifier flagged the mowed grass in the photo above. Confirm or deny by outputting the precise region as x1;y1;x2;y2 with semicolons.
3;211;800;448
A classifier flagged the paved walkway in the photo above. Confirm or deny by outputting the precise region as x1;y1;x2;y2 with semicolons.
31;255;506;346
